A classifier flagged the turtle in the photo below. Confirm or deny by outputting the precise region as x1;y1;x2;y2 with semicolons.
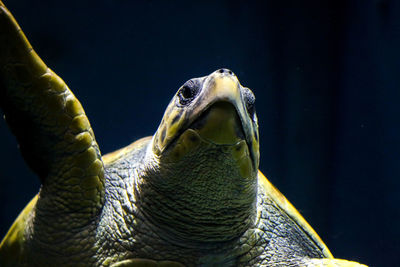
0;2;366;267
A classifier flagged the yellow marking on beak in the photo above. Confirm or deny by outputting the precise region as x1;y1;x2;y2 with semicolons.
211;76;240;100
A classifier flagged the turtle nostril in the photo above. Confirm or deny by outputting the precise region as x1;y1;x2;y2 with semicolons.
217;68;235;76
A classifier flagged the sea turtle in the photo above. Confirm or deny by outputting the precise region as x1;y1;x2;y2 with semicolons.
0;2;366;266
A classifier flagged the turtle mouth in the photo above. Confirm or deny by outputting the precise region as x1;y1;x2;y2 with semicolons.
189;101;246;145
163;101;256;167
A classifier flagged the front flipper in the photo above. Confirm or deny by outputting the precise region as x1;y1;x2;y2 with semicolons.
303;258;368;267
0;1;104;226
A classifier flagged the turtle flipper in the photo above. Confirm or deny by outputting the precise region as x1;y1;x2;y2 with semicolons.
303;258;368;267
0;1;104;220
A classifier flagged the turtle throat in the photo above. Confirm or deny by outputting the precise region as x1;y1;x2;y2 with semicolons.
136;137;258;246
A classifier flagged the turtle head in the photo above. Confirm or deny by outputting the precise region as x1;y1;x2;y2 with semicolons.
152;68;259;173
142;69;260;243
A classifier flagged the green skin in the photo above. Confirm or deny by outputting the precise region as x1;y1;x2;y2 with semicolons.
0;2;366;266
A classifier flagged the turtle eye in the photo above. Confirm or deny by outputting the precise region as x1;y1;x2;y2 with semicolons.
243;87;256;119
178;80;199;105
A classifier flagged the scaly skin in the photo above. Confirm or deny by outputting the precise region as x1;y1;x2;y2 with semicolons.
0;1;104;265
0;1;367;266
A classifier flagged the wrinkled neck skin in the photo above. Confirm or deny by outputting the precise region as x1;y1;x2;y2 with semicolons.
135;138;258;248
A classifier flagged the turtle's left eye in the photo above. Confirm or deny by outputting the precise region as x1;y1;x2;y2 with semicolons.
178;80;199;106
243;87;256;119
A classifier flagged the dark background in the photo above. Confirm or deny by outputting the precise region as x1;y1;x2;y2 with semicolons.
0;0;399;266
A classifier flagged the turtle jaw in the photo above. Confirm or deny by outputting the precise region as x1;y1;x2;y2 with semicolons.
165;101;254;180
